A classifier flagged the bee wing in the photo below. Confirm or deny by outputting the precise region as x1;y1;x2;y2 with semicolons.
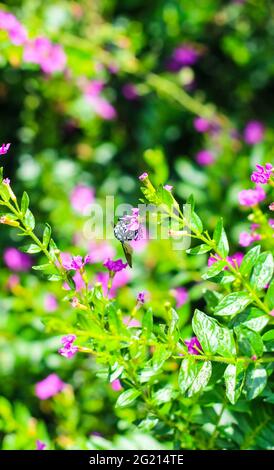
122;242;133;268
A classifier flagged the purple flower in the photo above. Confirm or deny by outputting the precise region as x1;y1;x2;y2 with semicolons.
269;219;274;229
3;247;32;272
24;37;67;74
70;184;95;215
196;150;214;166
103;258;127;273
84;80;105;97
170;44;200;68
269;202;274;211
251;163;272;184
44;294;58;312
163;184;173;191
35;374;65;400
122;83;139;101
185;337;202;355
193;117;211;133
139;172;148;181
137;291;147;304
86;95;117;120
123;316;141;328
227;252;244;267
58;334;78;359
36;440;46;450
111;379;123;391
61;253;91;271
122;208;140;231
171;287;189;308
239;231;261;247
0;143;11;155
238;186;266;206
0;11;27;45
243;121;265;145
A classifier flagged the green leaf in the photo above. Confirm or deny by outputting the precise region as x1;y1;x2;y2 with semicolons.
186;244;212;255
22;244;41;254
262;330;274;352
244;365;267;400
187;361;212;397
168;308;179;335
189;211;203;234
152;344;171;370
32;263;52;271
115;389;141;408
234;325;264;357
153;385;174;404
240;245;261;277
43;224;51;248
202;260;227;280
213;218;229;257
214;292;252;317
224;363;245;404
24;209;35;230
192;309;236;357
231;308;269;332
20;192;29;216
250;252;274;290
266;278;274;310
178;358;200;394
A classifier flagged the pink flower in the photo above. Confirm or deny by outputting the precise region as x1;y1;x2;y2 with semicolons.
163;184;173;191
111;379;123;391
70;184;95;215
139;172;148;181
227;252;244;267
239;231;260;247
193;117;211;133
35;373;65;400
44;294;58;312
269;310;274;317
0;143;11;155
244;121;265;145
196;150;214;166
58;334;78;359
86;95;117;120
24;37;66;74
185;337;202;355
130;226;148;252
36;440;46;450
6;274;19;290
60;253;91;271
103;258;127;273
96;270;130;298
251;163;272;184
238;186;266;206
168;44;200;71
84;80;105;97
171;287;189;308
0;11;27;45
123;316;141;328
269;202;274;211
3;247;32;272
269;219;274;229
88;240;115;263
122;83;139;100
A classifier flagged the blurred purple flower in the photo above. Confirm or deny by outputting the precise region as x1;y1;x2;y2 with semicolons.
70;184;95;215
171;287;189;308
239;231;261;247
3;247;32;272
58;334;78;359
122;83;139;100
0;143;11;155
111;379;123;391
137;291;148;304
185;337;202;355
139;172;148;181
193;117;211;133
243;121;265;145
123;316;141;328
269;202;274;211
251;163;272;184
104;258;127;273
196;150;214;166
227;252;244;267
87;95;117;120
61;253;91;271
168;44;200;71
35;374;65;400
0;11;27;45
36;440;46;450
238;186;266;206
163;184;173;191
44;294;58;312
24;37;67;74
